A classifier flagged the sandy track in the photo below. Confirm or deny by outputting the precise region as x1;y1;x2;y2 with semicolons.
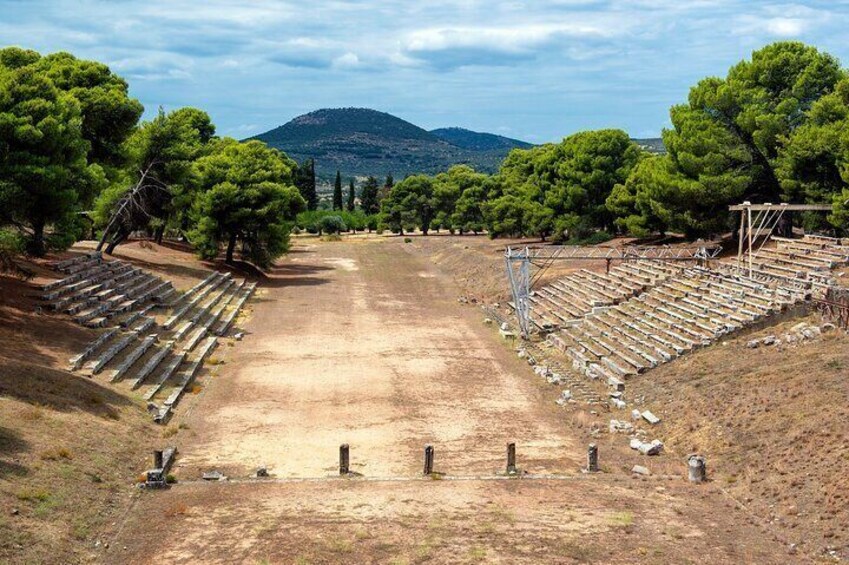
109;238;793;564
175;239;577;479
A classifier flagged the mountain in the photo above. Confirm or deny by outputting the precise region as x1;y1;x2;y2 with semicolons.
430;127;534;152
251;108;532;181
631;137;666;154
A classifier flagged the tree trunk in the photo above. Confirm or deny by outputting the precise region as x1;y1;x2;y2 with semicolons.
30;221;46;257
105;229;128;255
225;233;237;263
154;225;164;245
29;220;46;257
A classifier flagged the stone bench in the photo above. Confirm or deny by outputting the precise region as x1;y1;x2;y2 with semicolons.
214;283;256;336
69;329;118;371
108;334;157;382
143;352;187;401
87;331;139;374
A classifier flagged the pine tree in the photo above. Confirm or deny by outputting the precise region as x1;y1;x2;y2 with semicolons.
347;179;356;211
333;170;343;210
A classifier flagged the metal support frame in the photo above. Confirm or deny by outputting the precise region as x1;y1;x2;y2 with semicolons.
730;202;832;278
505;244;722;338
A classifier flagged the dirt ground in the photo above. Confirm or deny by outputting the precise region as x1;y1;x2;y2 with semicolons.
104;236;800;564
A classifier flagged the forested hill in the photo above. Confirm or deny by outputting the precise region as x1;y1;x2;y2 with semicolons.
632;137;666;154
251;108;533;180
429;127;534;151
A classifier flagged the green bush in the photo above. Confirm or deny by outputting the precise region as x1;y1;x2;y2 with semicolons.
319;215;346;234
566;231;613;245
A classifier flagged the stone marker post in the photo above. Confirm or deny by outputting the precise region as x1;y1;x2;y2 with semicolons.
339;444;350;475
688;455;706;483
154;450;164;470
587;444;599;473
506;442;517;474
423;445;434;475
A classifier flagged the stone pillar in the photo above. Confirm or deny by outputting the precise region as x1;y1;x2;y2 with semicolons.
506;442;517;474
154;450;164;470
688;455;706;483
587;444;598;473
339;444;350;475
423;445;434;475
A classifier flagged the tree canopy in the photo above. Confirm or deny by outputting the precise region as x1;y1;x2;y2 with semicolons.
189;139;305;267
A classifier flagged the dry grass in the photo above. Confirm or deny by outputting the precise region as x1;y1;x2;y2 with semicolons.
627;315;849;558
164;502;189;518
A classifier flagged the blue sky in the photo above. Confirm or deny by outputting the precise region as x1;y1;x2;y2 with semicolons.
2;0;848;142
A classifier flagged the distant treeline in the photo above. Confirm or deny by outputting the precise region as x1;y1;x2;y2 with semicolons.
3;41;849;274
356;42;849;241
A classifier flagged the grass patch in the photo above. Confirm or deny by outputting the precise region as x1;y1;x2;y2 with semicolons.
71;519;91;540
826;359;843;370
17;487;51;502
40;447;73;461
609;511;634;527
558;540;595;561
326;537;353;554
467;546;487;561
164;502;188;517
18;404;45;421
162;426;178;438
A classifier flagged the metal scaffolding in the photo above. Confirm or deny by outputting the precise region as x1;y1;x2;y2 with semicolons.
729;202;832;278
504;244;722;338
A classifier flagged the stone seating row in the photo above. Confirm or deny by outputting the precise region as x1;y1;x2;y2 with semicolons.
550;268;802;385
153;337;219;424
527;260;686;330
163;271;231;330
66;268;256;423
43;260;134;301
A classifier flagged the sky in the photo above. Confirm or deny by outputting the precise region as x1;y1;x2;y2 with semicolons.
2;0;849;143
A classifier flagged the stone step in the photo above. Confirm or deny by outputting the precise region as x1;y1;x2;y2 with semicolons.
215;282;256;336
162;337;218;411
86;331;139;374
107;335;157;382
69;329;118;371
129;341;175;389
143;352;188;401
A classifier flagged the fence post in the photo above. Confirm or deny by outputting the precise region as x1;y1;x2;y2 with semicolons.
587;444;598;473
506;442;517;474
423;445;434;475
339;444;350;475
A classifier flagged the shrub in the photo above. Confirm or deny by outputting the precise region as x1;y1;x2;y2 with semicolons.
566;231;613;245
319;215;346;235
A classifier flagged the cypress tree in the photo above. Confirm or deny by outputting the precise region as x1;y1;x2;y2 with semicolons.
360;176;380;215
295;158;318;211
333;170;343;210
379;173;394;201
347;179;356;211
305;158;317;211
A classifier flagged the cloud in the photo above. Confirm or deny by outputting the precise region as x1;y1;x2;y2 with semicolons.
332;52;360;69
1;0;848;141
